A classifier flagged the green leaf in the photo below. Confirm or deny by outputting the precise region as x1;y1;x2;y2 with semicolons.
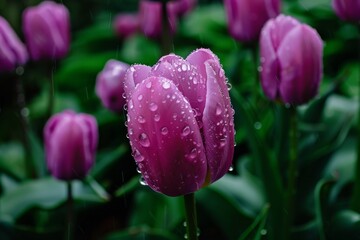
328;210;360;240
0;142;26;181
105;226;182;240
0;177;107;223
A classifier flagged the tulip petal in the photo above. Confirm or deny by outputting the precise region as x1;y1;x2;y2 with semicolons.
124;64;152;100
127;76;207;196
202;60;235;183
186;48;220;81
277;25;323;105
151;54;206;121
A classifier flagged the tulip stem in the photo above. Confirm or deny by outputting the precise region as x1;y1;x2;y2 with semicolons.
183;193;198;240
47;63;55;119
161;0;172;55
66;181;74;240
284;106;298;239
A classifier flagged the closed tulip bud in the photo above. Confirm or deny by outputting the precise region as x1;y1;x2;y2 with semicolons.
95;60;129;112
23;1;70;60
260;15;323;105
224;0;281;42
44;110;98;180
139;0;177;38
124;49;235;196
113;14;140;38
332;0;360;22
170;0;197;17
0;16;28;72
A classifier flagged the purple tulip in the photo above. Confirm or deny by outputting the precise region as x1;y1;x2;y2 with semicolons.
332;0;360;21
113;14;140;38
23;1;70;60
44;110;98;180
0;16;28;72
124;49;235;196
95;60;130;112
170;0;197;17
259;15;323;105
224;0;281;42
139;0;178;38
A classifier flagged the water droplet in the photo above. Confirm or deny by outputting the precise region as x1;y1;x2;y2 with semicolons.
188;148;197;159
219;138;227;148
154;114;160;122
136;167;141;173
254;122;262;130
149;102;158;111
132;149;144;162
137;115;146;123
257;66;263;72
137;94;143;101
139;176;148;186
226;82;232;90
146;82;152;89
128;99;134;109
139;133;150;147
181;64;188;71
228;165;234;172
216;104;222;116
130;66;135;72
162;81;171;89
161;127;169;135
260;229;267;235
182;126;191;137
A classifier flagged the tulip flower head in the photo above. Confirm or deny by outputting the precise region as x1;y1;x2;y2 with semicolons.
0;16;28;72
332;0;360;22
23;1;70;60
95;60;130;113
224;0;281;42
124;49;235;196
259;15;323;105
44;110;98;180
113;14;140;38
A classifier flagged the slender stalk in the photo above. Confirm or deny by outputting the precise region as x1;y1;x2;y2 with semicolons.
66;181;74;240
283;106;298;240
161;0;172;55
183;193;198;240
351;24;360;212
47;63;55;119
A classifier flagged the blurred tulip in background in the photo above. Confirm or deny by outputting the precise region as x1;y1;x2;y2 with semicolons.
44;110;98;180
124;48;235;196
95;60;130;112
332;0;360;21
0;16;28;72
23;1;70;60
259;15;323;105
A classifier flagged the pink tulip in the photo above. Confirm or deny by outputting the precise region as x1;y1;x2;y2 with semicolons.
23;1;70;60
95;60;129;112
124;49;235;196
332;0;360;21
0;16;28;72
224;0;281;42
260;15;323;105
113;14;140;38
44;110;98;180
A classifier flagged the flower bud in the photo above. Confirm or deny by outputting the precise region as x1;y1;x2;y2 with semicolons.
332;0;360;22
224;0;280;42
0;16;28;72
23;1;70;60
95;60;129;112
124;49;235;196
44;110;98;180
113;14;140;38
260;15;323;105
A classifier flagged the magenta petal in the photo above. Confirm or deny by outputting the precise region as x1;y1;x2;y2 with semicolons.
151;54;206;120
278;25;323;105
202;61;235;183
269;15;300;50
186;48;220;81
127;76;207;196
123;64;152;100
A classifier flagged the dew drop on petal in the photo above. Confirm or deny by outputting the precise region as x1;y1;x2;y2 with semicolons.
139;133;150;147
181;126;191;137
149;102;158;111
154;114;160;122
128;99;134;109
146;82;152;89
161;127;169;135
137;94;143;101
216;104;222;116
139;176;148;185
162;81;171;89
132;149;145;162
219;138;227;148
188;148;197;159
228;165;234;172
137;115;146;123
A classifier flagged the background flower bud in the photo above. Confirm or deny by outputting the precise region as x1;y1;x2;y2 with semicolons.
44;110;98;180
0;16;28;72
260;15;323;105
113;14;140;38
332;0;360;22
95;60;129;112
224;0;281;42
23;1;70;60
125;49;235;196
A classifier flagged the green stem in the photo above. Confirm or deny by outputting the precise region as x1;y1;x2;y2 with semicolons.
161;0;172;55
47;64;55;119
183;193;198;240
66;181;74;240
284;106;298;239
351;23;360;212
